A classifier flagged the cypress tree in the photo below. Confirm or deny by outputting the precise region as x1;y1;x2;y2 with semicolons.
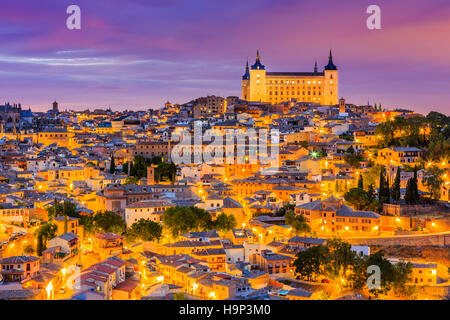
379;166;385;201
64;215;68;234
405;178;414;204
335;181;341;195
358;174;364;190
129;162;136;177
37;233;43;256
413;166;419;202
385;176;391;203
110;154;115;173
392;167;401;202
367;184;375;202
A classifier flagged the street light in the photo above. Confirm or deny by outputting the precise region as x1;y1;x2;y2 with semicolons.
46;281;53;300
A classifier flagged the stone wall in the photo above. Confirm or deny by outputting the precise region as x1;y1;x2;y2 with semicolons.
342;232;450;247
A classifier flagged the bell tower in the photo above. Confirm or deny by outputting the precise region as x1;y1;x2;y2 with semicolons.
248;50;267;102
147;165;156;185
323;50;338;105
339;98;346;113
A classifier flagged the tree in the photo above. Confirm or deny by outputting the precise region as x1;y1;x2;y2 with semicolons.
24;244;35;254
94;211;126;235
155;162;177;183
211;213;236;233
35;222;57;255
110;154;116;173
36;233;44;256
124;176;140;185
122;161;129;174
36;223;57;241
348;255;370;290
129;162;136;177
385;176;391;204
346;146;355;154
378;166;388;204
48;198;58;222
129;155;148;178
126;219;163;243
345;187;378;212
79;214;95;236
344;152;363;169
64;215;68;234
335;180;341;195
344;188;369;211
392;262;414;297
363;164;381;191
405;178;416;205
293;245;330;282
327;238;357;278
423;166;445;200
275;203;295;217
376;120;395;147
358;174;364;190
367;184;376;203
163;206;213;238
46;200;80;219
318;149;327;158
284;210;310;235
366;251;395;297
392;167;401;202
412;166;419;201
405;166;420;205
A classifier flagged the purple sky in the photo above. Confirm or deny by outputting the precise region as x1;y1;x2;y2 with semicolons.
0;0;449;114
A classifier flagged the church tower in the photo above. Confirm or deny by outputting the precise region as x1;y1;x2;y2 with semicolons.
339;98;346;113
52;101;59;114
147;165;156;185
248;50;267;102
241;60;250;100
323;50;339;105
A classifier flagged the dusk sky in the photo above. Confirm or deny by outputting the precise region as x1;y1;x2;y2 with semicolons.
0;0;449;114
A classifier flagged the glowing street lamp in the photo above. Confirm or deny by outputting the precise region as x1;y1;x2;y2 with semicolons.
46;281;53;300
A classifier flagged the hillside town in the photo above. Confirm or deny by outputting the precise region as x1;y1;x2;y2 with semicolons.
0;53;449;301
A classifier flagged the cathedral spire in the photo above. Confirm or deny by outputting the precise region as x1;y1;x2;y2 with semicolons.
242;59;250;80
324;49;337;70
251;49;265;70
